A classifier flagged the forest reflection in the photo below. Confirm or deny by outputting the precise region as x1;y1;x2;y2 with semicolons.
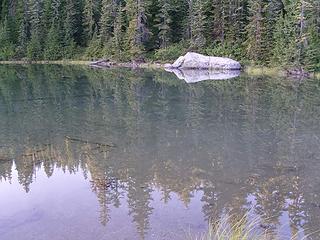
0;65;320;239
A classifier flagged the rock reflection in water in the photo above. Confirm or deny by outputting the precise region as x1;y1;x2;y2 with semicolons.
0;65;320;240
165;68;240;83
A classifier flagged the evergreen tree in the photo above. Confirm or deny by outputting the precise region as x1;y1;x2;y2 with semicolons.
63;0;81;57
111;4;124;57
29;0;43;34
51;0;62;24
99;0;116;42
44;0;63;60
304;0;320;71
85;28;103;58
305;23;320;71
0;0;8;21
83;0;100;42
155;0;171;48
228;0;248;43
17;0;30;57
0;0;3;21
272;0;314;69
125;0;150;58
0;17;15;60
169;0;188;43
245;0;268;63
44;23;62;60
64;0;81;43
293;0;314;68
189;0;206;49
205;0;227;43
27;0;44;59
27;32;42;59
0;0;18;59
271;13;296;67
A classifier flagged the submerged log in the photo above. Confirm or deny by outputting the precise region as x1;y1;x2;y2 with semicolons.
65;136;116;148
0;157;11;162
90;59;145;69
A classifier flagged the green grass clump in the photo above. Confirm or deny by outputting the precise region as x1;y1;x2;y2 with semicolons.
189;213;268;240
188;212;320;240
244;66;284;77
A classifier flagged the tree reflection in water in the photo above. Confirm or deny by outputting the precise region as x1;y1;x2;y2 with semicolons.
0;65;320;239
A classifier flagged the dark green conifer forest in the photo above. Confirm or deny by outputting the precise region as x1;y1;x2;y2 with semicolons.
0;0;319;70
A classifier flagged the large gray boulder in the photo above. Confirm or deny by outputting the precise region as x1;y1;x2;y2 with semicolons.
166;52;241;70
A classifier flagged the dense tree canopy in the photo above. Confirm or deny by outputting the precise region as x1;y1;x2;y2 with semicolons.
0;0;319;70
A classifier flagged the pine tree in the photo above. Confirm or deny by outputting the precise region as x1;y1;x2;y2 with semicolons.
83;0;99;42
0;0;8;22
245;0;268;63
43;0;63;60
29;0;43;35
44;23;62;60
263;0;282;62
0;17;15;60
28;0;44;59
27;32;42;59
111;4;124;57
63;37;77;59
169;0;188;43
304;0;320;71
271;13;296;67
63;0;81;57
51;0;61;24
0;0;18;60
205;0;227;43
0;0;3;21
64;0;81;43
305;23;320;71
125;0;150;58
155;0;171;48
85;28;103;58
316;1;320;31
99;0;116;43
17;0;30;57
228;0;249;43
271;0;316;69
189;0;206;49
43;0;53;30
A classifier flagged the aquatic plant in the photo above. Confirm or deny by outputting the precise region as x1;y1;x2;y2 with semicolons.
188;213;268;240
188;212;320;240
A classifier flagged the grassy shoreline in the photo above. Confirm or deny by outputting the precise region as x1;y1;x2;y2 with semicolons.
0;60;165;69
0;60;91;65
0;60;319;79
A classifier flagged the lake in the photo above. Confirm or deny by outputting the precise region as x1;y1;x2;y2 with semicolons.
0;65;320;240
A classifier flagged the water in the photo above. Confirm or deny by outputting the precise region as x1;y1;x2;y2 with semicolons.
0;65;320;240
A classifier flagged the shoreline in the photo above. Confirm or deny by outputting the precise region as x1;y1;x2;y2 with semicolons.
0;60;319;79
0;60;91;65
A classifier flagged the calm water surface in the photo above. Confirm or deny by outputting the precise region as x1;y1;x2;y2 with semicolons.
0;65;320;240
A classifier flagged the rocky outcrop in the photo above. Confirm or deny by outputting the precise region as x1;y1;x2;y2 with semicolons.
165;52;241;70
166;68;240;83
